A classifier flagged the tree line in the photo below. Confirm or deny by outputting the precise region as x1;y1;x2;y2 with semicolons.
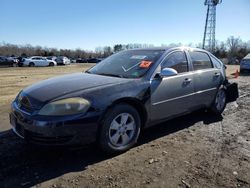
0;36;249;62
213;36;250;63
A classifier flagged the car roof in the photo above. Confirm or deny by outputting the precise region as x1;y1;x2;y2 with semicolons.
125;47;169;51
243;53;250;59
125;47;209;53
30;56;43;58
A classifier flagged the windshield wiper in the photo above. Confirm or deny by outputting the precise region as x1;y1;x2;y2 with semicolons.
97;73;124;78
85;70;91;74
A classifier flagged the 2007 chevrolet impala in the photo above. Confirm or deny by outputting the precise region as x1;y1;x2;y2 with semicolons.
10;47;238;153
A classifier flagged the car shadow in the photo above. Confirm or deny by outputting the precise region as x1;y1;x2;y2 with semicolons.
139;110;222;145
0;110;222;187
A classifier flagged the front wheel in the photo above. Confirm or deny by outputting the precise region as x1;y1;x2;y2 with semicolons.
99;104;141;153
210;88;226;114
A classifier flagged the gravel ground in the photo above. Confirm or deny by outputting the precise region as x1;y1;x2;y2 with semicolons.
0;65;249;188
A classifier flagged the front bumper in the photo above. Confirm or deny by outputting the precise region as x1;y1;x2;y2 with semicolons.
10;101;102;146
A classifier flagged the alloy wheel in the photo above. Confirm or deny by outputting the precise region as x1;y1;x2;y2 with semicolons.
108;113;136;147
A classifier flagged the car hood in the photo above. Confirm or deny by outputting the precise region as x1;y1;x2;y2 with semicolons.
23;73;129;106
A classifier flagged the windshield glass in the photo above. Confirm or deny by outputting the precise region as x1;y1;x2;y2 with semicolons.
87;49;165;78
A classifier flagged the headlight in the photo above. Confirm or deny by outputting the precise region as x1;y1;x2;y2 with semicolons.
38;98;90;116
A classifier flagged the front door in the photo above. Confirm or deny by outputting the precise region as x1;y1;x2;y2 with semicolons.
150;51;195;121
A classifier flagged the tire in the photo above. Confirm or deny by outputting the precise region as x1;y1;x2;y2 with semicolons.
210;87;226;115
49;62;54;66
99;104;141;153
29;62;35;67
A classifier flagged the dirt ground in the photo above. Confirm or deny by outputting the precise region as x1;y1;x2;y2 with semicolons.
0;64;249;188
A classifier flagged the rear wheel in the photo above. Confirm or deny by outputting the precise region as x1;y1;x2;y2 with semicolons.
49;62;54;66
210;88;226;115
99;104;141;153
29;62;35;67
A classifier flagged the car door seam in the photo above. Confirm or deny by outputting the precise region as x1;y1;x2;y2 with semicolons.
152;87;217;106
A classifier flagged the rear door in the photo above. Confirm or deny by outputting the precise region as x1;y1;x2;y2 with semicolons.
31;57;39;66
187;50;222;107
150;51;195;121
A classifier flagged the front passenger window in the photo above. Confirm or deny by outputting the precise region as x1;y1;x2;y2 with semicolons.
161;51;188;73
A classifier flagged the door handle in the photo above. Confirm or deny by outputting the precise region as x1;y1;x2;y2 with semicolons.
183;78;192;84
214;72;220;77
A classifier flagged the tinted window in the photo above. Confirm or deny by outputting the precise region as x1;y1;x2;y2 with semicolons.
162;51;188;73
189;51;213;70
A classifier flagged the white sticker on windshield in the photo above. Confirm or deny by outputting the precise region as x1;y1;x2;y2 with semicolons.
122;61;141;72
130;55;147;60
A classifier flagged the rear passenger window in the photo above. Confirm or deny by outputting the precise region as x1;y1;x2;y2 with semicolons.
162;51;188;73
189;51;213;70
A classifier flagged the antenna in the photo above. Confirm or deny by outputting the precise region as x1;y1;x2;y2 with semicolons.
202;0;222;52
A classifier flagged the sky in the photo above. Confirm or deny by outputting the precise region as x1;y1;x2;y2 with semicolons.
0;0;249;51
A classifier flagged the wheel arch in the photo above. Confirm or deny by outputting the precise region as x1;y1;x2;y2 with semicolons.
111;97;148;127
97;97;148;138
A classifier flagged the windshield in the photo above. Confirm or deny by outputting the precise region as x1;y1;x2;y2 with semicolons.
87;49;165;78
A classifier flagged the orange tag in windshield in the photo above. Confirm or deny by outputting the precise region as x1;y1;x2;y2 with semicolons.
139;61;152;68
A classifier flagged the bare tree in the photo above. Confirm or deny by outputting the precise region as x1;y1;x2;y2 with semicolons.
113;44;123;53
226;36;242;55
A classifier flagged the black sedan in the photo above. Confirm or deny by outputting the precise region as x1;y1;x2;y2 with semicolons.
87;58;102;63
76;58;88;63
10;47;238;153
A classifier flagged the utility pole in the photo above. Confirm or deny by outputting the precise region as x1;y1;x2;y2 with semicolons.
202;0;222;52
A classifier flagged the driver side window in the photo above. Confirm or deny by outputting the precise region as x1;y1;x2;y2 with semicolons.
161;51;188;73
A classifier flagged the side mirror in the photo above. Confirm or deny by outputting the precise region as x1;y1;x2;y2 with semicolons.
160;68;178;77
